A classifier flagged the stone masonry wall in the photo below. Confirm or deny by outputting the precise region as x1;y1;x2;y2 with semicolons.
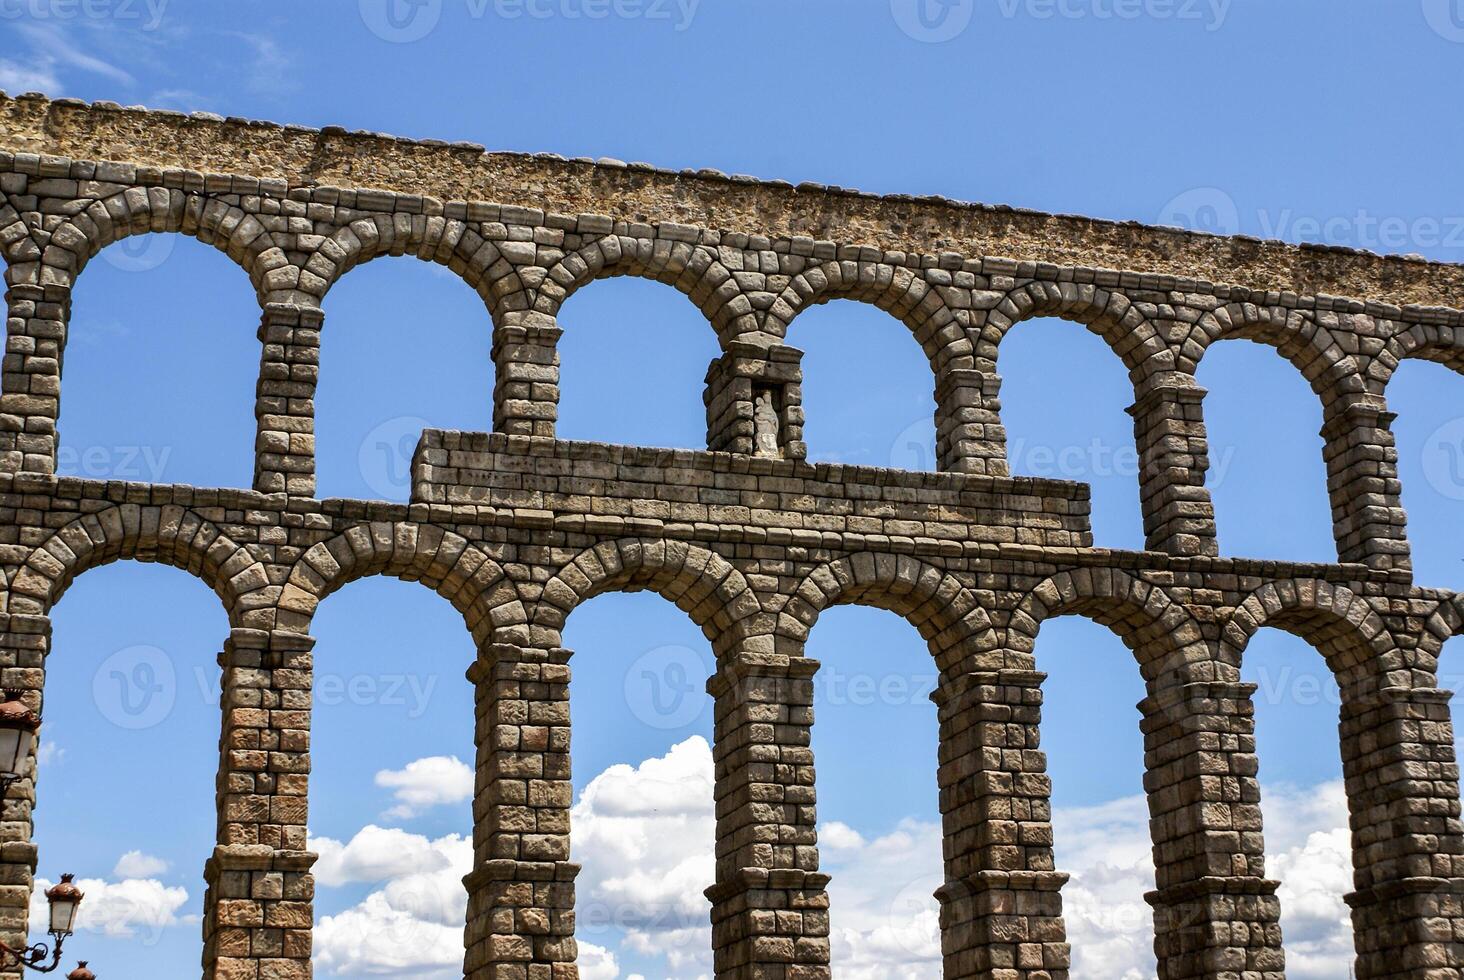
0;93;1460;979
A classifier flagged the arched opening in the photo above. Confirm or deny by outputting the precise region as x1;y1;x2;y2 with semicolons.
1241;628;1357;977
1198;340;1334;562
61;234;259;489
36;562;226;973
562;592;716;978
1445;634;1464;773
306;576;477;977
1387;358;1464;586
805;605;942;978
556;276;722;451
1037;615;1155;978
316;258;495;501
787;300;937;469
1000;318;1144;549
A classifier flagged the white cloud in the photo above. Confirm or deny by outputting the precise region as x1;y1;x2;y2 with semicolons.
32;875;191;944
374;755;474;820
113;851;169;879
311;831;471;977
0;58;60;95
571;736;716;975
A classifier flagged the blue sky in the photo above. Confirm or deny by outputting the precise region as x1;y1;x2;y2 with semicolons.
3;1;1463;977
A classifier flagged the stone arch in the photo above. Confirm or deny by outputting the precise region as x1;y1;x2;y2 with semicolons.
535;237;752;342
15;188;289;302
6;503;265;623
983;281;1170;380
773;261;974;376
533;538;761;658
1418;594;1464;661
320;213;526;322
779;553;996;675
1371;320;1464;393
1008;568;1208;686
1190;303;1368;398
1220;578;1404;693
278;522;520;646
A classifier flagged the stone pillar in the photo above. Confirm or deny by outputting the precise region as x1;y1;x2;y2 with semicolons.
705;650;828;980
254;302;321;496
204;628;315;980
704;342;805;459
1;282;66;476
931;668;1069;980
1321;393;1410;574
1342;685;1464;980
463;643;577;979
1140;681;1284;980
935;368;1007;476
1127;375;1219;557
493;312;561;439
0;616;48;980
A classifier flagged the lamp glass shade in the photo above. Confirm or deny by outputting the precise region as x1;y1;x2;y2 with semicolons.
0;726;32;781
46;875;83;936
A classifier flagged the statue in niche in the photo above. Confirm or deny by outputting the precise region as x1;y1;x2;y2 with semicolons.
753;392;782;458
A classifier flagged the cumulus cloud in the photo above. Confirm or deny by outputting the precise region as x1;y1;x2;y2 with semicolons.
113;851;169;880
571;736;716;977
311;830;471;977
32;874;191;945
374;755;474;820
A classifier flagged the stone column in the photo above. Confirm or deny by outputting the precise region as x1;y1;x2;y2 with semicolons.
1342;685;1464;979
1127;375;1219;557
1140;681;1284;980
493;312;561;439
704;342;806;459
463;643;577;979
0;282;66;476
203;627;315;980
1321;393;1410;574
254;302;321;496
935;368;1007;476
0;615;48;980
705;650;828;980
931;668;1069;980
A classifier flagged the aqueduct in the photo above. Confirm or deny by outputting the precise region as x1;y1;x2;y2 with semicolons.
0;91;1461;979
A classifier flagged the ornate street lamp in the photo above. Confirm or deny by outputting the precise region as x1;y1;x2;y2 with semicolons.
0;691;40;793
0;693;99;976
0;875;88;973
